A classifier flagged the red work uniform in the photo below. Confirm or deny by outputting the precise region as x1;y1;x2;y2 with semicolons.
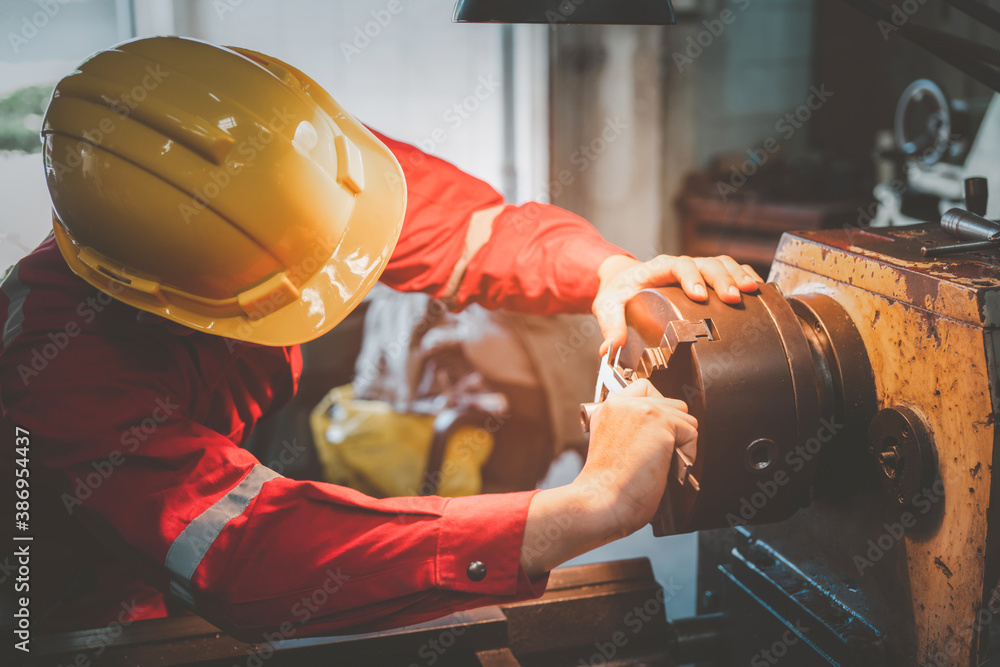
0;131;625;640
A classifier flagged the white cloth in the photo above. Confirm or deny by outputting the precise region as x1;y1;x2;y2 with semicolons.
353;284;603;454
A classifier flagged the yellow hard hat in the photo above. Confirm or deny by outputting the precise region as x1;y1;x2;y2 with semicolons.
42;36;406;346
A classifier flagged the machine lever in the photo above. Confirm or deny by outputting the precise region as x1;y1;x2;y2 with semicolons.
922;204;1000;257
922;237;1000;257
965;176;989;217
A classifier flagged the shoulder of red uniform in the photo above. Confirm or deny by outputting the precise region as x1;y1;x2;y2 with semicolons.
0;234;144;353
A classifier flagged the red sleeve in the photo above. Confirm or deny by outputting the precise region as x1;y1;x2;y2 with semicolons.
0;271;548;640
371;130;628;315
456;202;631;315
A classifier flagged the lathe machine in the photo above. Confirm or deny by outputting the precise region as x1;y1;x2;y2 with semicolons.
635;220;1000;666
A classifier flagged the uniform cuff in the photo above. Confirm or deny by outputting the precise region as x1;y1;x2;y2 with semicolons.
436;490;548;597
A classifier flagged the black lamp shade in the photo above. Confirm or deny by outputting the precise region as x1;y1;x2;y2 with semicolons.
453;0;676;25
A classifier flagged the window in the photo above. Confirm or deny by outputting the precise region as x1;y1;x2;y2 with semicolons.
0;0;132;274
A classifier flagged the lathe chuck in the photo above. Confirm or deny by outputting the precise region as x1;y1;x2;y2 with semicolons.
618;283;877;533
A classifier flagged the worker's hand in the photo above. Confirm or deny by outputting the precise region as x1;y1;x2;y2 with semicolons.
578;379;698;537
520;380;697;578
593;254;762;356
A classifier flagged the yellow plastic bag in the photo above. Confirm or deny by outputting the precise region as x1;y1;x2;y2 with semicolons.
310;385;494;498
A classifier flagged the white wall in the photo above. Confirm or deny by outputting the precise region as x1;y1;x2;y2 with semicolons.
0;0;129;273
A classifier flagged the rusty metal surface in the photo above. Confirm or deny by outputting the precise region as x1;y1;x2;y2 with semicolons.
757;225;1000;665
776;223;1000;326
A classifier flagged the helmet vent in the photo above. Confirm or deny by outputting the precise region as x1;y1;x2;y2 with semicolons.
97;266;132;285
51;72;236;166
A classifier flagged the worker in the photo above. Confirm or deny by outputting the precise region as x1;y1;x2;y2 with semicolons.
0;36;761;640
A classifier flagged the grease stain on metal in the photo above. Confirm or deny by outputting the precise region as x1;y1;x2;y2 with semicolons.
934;557;954;578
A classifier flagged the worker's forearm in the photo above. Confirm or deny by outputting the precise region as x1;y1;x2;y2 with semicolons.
520;484;617;578
597;253;640;288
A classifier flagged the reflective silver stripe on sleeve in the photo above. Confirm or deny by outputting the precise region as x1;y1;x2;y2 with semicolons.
1;264;29;348
165;464;281;607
